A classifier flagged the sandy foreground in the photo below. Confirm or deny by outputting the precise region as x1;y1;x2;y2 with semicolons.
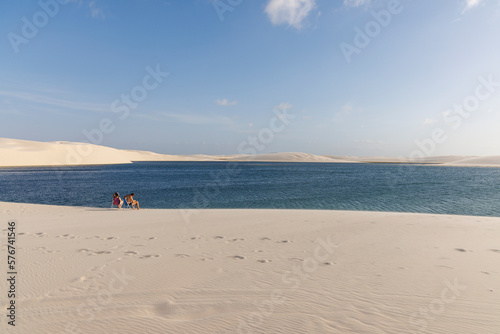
0;203;499;333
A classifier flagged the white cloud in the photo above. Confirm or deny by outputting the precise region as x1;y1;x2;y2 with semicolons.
343;0;371;8
422;118;438;125
265;0;316;29
463;0;483;11
215;98;237;106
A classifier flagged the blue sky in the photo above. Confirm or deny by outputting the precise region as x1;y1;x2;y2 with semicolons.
1;0;499;156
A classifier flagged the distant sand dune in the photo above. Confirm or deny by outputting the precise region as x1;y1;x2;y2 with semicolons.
1;138;499;167
443;156;500;166
226;152;359;163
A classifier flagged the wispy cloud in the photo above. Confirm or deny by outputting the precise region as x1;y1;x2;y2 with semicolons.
215;98;238;106
343;0;370;8
422;118;438;125
343;0;488;13
332;103;361;123
69;0;106;19
341;103;353;113
88;1;105;19
156;112;234;125
356;139;384;144
0;91;109;113
265;0;316;29
274;102;293;111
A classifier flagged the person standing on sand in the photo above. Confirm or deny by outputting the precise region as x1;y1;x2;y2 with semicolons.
112;192;123;209
124;193;140;210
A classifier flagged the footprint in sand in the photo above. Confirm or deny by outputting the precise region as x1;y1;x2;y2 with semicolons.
90;265;106;272
436;265;454;270
90;250;112;255
489;249;500;253
213;236;224;240
124;251;138;255
198;257;214;261
56;234;77;239
322;262;335;266
174;254;190;258
455;248;469;252
289;257;304;262
140;254;160;259
257;259;272;263
77;249;90;253
230;238;245;242
228;255;246;260
35;232;47;238
147;237;157;240
75;275;92;282
277;240;292;244
260;237;271;241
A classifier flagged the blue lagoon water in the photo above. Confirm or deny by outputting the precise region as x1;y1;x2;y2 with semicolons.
1;162;499;217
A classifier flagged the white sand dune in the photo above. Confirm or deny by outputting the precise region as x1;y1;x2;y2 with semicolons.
0;138;210;167
0;139;358;166
226;152;359;163
325;155;500;167
324;155;411;164
1;202;499;333
443;156;500;167
1;138;500;167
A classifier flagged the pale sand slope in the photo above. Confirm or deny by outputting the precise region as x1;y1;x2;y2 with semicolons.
325;155;500;167
226;152;359;163
2;137;500;167
1;203;499;333
328;156;470;164
0;138;212;167
0;138;356;167
443;156;500;167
